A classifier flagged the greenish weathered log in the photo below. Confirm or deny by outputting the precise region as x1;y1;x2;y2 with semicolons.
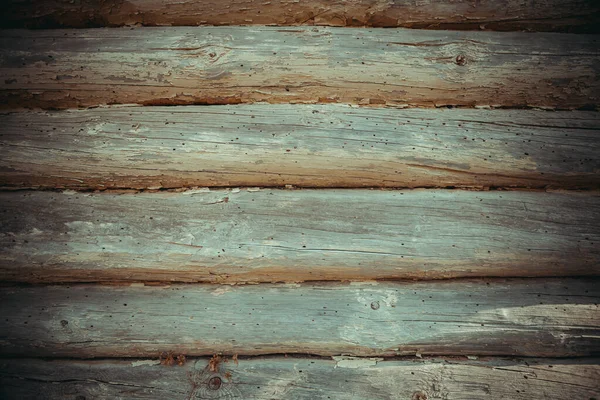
0;190;598;283
0;357;598;399
0;279;598;358
1;105;599;190
1;27;598;109
1;0;599;32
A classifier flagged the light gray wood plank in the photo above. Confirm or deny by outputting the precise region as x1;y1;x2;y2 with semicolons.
2;105;599;190
2;0;599;32
1;27;598;109
0;279;598;357
0;190;598;283
1;357;598;399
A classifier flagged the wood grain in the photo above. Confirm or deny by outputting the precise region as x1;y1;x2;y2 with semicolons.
2;0;599;32
2;105;599;190
0;279;598;357
1;27;598;110
1;190;599;284
1;357;598;399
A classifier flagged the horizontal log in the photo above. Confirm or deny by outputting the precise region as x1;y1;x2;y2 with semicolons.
1;357;598;399
1;279;598;357
2;0;599;32
2;105;599;190
1;190;599;283
1;27;598;109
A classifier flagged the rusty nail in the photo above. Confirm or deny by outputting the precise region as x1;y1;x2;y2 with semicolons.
455;54;466;66
208;376;222;390
209;52;216;58
371;301;380;310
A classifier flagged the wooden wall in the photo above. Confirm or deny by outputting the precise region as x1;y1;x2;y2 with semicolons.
0;1;599;399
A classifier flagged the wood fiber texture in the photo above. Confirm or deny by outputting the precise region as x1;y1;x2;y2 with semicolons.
2;0;599;32
1;357;598;399
0;279;598;357
0;190;598;283
1;27;599;109
1;105;599;190
1;2;599;395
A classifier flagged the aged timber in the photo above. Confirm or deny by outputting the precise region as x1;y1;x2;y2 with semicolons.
1;105;599;190
1;0;599;32
1;357;598;399
0;279;598;358
1;27;598;109
0;190;598;283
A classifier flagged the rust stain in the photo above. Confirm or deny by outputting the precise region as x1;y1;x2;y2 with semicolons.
159;350;186;366
208;354;223;372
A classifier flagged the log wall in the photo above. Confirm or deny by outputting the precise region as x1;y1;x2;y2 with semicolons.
0;2;598;399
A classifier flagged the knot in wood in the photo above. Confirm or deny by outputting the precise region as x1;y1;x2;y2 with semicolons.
455;54;467;66
208;376;222;390
412;391;428;400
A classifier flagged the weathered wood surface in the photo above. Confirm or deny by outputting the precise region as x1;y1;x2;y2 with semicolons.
0;279;598;357
1;190;599;283
1;27;598;110
1;357;598;400
2;0;599;33
2;105;599;190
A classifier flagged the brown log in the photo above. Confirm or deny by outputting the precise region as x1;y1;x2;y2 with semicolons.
1;0;599;32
